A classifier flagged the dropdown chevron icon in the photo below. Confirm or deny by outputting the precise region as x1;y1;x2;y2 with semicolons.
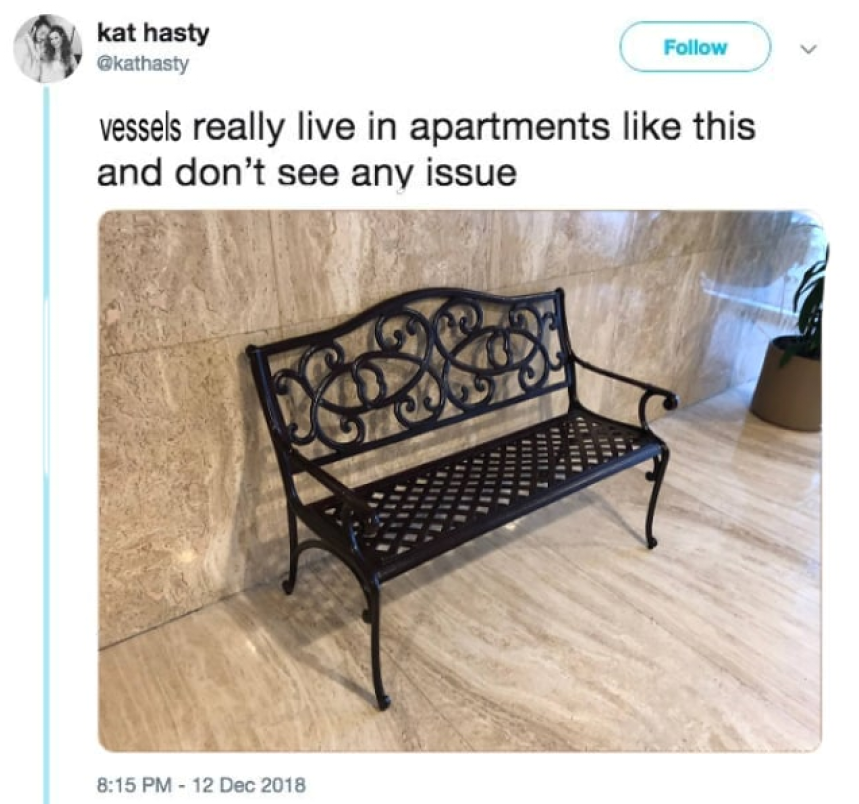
801;44;818;54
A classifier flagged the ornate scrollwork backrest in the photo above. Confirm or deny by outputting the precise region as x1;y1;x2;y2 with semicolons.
251;289;574;464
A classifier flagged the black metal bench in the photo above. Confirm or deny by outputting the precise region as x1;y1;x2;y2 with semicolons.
246;287;678;709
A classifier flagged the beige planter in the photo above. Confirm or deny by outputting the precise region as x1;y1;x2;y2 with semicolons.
751;337;821;431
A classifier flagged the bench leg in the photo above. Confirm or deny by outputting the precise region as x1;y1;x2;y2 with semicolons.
281;505;300;595
367;577;391;711
276;526;389;709
644;446;670;549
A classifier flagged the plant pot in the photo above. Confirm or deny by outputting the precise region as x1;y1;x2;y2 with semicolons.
750;336;821;431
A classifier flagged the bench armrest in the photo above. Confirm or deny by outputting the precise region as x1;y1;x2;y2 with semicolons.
572;354;679;430
289;449;381;550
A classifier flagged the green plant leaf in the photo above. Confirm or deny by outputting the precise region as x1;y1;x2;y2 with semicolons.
793;259;825;312
798;282;823;336
781;242;826;365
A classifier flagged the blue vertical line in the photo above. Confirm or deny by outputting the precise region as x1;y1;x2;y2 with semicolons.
42;85;51;804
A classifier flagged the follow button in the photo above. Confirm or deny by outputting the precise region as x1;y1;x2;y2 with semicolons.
620;21;771;72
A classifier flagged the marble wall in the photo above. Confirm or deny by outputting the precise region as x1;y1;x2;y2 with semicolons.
99;210;825;646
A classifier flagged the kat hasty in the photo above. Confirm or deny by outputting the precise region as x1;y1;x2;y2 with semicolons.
97;22;211;47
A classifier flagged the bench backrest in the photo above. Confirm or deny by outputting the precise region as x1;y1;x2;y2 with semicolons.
247;288;575;466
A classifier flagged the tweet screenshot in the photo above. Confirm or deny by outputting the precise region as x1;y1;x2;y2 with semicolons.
3;1;855;802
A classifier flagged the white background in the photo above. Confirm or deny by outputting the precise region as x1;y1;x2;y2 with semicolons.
1;1;855;802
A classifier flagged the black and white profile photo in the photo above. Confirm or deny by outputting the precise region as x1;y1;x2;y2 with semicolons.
13;14;82;83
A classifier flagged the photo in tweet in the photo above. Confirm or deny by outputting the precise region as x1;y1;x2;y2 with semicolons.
98;209;823;751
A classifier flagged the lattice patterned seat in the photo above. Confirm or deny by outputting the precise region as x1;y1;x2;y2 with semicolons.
311;411;662;579
247;287;677;710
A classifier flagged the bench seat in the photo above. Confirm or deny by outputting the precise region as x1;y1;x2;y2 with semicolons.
311;409;662;580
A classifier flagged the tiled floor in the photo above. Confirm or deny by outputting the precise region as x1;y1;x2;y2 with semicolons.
99;384;820;751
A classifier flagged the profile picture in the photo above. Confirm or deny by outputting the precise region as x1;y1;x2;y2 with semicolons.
13;14;82;83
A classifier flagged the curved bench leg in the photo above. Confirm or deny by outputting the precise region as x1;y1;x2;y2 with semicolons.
367;577;391;710
644;446;670;549
282;505;300;595
277;530;389;709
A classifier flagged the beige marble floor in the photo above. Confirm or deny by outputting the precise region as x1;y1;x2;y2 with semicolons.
99;384;820;751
